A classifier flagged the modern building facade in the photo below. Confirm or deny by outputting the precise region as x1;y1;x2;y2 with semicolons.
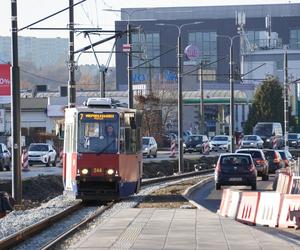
0;36;68;68
114;3;300;133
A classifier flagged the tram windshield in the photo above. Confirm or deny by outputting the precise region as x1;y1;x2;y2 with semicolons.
78;112;119;153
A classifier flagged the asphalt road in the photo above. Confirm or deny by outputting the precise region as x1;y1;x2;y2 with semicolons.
189;175;274;213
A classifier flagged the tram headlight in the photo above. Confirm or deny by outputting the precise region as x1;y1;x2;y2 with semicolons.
81;168;89;175
107;169;114;175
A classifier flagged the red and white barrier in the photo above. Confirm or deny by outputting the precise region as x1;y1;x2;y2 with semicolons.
21;148;30;172
272;137;278;149
289;176;300;194
59;149;64;167
203;141;210;155
256;192;283;227
227;191;242;219
278;194;300;229
236;192;260;225
218;189;231;217
276;173;292;194
169;139;176;158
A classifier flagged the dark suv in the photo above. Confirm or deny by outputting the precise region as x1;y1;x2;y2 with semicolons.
215;153;257;190
263;149;285;174
236;149;269;181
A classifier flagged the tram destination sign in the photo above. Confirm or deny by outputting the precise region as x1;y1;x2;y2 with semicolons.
79;112;117;121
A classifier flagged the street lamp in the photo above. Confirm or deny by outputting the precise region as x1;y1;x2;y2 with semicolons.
104;8;148;108
157;22;202;174
217;35;240;153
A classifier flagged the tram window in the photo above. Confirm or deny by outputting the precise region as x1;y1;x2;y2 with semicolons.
125;128;137;153
120;128;125;153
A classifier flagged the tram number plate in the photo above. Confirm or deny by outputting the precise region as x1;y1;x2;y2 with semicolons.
93;168;102;174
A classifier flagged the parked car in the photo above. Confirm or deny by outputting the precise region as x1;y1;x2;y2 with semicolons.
277;149;295;168
288;133;300;148
28;143;57;167
209;135;230;152
235;149;269;180
240;135;264;149
183;135;208;153
0;143;11;171
214;153;257;190
142;137;158;158
263;149;285;174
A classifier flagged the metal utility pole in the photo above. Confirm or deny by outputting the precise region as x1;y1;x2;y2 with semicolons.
127;23;133;108
284;49;288;150
199;63;204;134
100;69;106;98
177;32;183;174
11;0;22;205
68;0;76;107
229;40;235;153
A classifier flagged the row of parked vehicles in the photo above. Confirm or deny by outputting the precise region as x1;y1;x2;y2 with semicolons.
215;148;295;190
0;143;58;171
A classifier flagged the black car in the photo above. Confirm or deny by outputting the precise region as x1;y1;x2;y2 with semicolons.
235;149;269;180
215;153;257;190
0;143;11;171
263;149;285;174
183;135;208;153
288;133;300;148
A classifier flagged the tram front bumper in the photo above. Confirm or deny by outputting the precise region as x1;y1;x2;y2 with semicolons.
76;175;122;201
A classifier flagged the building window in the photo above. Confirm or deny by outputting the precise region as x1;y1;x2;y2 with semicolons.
132;32;160;85
247;30;282;50
188;31;217;69
290;29;300;49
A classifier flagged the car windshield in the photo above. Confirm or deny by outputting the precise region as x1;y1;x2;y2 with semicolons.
278;151;287;160
243;136;257;141
143;138;150;145
29;144;49;151
78;112;119;154
253;124;273;137
220;155;251;168
237;150;262;159
263;151;275;159
288;134;297;139
189;136;203;142
212;136;228;141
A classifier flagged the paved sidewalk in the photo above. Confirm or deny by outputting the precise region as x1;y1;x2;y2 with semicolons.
71;207;300;249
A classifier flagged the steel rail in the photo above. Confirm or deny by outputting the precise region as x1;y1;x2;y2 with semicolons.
0;168;214;249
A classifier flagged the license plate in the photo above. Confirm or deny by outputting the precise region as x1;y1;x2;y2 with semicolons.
229;177;242;181
93;168;102;174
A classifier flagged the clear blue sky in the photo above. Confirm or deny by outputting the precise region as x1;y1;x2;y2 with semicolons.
1;0;299;65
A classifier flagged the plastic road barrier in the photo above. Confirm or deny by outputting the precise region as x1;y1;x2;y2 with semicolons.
256;192;283;227
227;190;242;219
218;189;232;217
278;194;300;229
276;173;292;194
289;176;300;194
236;192;261;225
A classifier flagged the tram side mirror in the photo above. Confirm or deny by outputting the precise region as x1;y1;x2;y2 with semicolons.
130;117;136;129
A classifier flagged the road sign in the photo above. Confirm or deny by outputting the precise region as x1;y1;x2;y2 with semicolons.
123;44;132;53
184;44;200;61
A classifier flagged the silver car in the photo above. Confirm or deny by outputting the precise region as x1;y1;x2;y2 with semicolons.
210;135;230;152
241;135;264;149
142;137;158;158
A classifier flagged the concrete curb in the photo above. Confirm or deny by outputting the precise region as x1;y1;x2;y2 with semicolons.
182;175;214;209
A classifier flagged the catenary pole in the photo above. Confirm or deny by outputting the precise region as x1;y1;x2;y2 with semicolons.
11;0;22;205
68;0;76;107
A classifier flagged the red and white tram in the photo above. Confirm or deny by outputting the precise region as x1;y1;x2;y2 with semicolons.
63;98;142;201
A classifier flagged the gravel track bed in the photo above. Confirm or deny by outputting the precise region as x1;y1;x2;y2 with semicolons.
0;174;211;249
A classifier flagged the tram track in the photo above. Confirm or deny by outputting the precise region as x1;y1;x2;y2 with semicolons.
0;168;214;249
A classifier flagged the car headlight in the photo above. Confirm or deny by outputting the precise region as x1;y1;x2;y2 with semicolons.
107;169;114;175
81;168;89;175
145;147;148;151
266;139;270;142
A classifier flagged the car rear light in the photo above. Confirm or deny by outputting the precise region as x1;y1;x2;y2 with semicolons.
255;159;265;165
249;164;256;172
215;162;221;172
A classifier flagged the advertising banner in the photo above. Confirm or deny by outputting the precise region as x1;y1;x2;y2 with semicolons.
0;64;11;104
